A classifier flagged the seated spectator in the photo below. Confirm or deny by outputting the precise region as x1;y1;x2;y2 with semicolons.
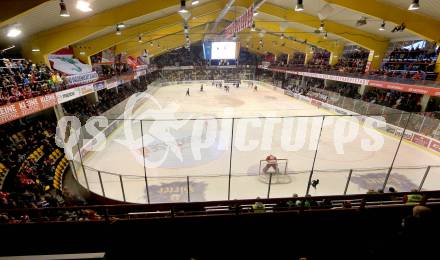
403;190;423;205
252;197;266;213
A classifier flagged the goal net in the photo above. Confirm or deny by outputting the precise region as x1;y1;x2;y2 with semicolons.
258;159;291;184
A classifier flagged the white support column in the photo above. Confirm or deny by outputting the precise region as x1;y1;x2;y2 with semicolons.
420;94;431;112
358;84;369;97
53;104;65;121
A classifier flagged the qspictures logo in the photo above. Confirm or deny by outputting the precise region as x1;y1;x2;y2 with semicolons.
55;91;386;169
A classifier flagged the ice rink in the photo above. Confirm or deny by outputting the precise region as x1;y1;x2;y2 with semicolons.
74;81;440;203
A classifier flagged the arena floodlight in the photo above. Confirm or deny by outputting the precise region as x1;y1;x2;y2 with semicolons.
59;0;70;17
138;36;143;43
379;21;386;31
76;0;92;12
319;21;325;32
116;27;122;35
7;28;21;38
179;0;189;14
408;0;420;11
295;0;304;12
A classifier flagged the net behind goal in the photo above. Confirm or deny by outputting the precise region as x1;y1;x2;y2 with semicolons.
258;159;291;184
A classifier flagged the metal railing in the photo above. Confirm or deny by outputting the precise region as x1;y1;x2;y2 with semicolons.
269;65;440;88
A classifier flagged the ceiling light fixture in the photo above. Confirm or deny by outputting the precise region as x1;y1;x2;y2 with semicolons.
76;0;92;12
356;16;367;26
138;36;143;43
117;23;126;29
251;21;256;31
178;0;188;14
408;0;420;11
253;11;259;16
295;0;304;12
184;25;189;33
150;42;154;47
32;48;41;52
192;0;199;5
7;28;22;38
280;33;285;40
324;32;328;39
116;27;122;35
59;0;70;17
319;21;325;32
379;21;386;31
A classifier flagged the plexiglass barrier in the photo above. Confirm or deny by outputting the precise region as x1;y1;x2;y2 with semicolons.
64;79;440;204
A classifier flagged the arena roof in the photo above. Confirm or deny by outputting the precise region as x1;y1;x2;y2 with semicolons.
1;0;439;63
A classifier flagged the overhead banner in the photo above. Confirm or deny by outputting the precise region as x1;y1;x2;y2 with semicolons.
49;56;93;75
224;5;254;38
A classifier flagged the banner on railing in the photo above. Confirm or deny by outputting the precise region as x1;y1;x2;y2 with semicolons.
65;71;99;86
106;80;119;90
79;83;95;95
93;81;106;91
56;88;81;104
0;94;59;124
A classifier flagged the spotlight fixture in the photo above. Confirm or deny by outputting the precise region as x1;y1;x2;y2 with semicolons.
379;21;386;31
184;25;189;33
324;32;328;39
117;23;126;29
280;33;285;40
295;0;304;12
253;11;259;16
356;16;367;26
59;0;70;17
319;21;325;32
251;22;256;31
192;0;199;5
32;48;41;52
391;23;406;32
408;0;420;11
76;0;92;12
178;0;188;14
7;28;22;38
150;42;154;47
138;36;143;43
116;27;122;35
